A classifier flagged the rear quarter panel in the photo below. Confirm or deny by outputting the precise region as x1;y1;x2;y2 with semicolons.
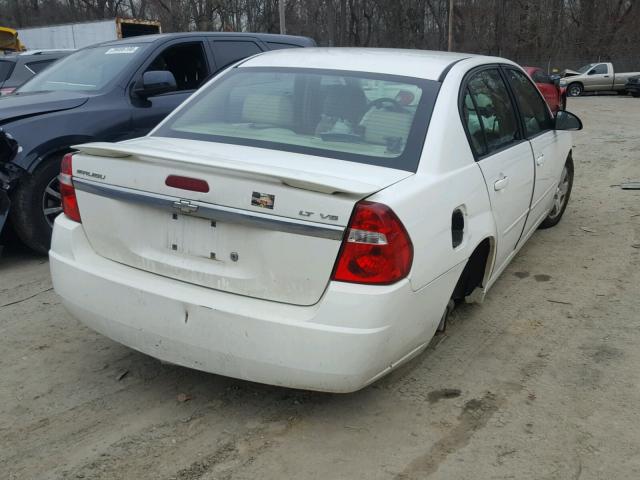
369;57;497;293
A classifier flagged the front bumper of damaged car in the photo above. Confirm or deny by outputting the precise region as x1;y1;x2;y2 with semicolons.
0;129;24;236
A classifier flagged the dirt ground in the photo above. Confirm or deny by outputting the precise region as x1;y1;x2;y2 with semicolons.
1;96;640;480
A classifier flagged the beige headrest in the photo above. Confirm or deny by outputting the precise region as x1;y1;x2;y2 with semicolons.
242;94;294;128
361;109;413;146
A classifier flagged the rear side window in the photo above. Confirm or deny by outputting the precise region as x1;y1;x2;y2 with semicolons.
154;67;440;172
25;59;55;74
464;69;520;156
211;41;263;72
0;60;15;82
506;69;554;137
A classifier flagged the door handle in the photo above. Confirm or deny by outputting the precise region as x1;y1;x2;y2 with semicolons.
494;176;509;191
536;154;545;166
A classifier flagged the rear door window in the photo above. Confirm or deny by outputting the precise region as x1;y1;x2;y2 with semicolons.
464;69;520;155
462;88;487;156
210;40;263;72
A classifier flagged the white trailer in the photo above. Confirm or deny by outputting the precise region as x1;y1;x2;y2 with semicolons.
18;18;161;50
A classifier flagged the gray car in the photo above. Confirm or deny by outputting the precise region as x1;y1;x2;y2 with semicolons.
0;50;72;95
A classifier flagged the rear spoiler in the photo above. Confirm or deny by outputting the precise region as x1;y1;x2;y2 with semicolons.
72;142;382;196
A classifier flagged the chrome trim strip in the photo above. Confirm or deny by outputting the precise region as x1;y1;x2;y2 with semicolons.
73;178;345;241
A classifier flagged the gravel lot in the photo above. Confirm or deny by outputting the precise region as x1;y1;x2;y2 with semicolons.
1;96;639;480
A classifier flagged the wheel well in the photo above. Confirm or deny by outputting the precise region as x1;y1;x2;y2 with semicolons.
39;149;71;169
452;238;493;301
27;136;92;172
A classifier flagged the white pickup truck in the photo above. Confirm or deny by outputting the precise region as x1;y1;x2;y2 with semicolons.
560;62;640;97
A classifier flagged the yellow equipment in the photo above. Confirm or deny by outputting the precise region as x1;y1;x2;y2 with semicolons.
0;27;26;52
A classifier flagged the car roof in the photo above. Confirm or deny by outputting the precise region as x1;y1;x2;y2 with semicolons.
98;32;315;47
19;49;74;55
239;47;486;81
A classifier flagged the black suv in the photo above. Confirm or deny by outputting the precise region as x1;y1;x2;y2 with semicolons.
626;76;640;97
0;50;72;96
0;32;315;253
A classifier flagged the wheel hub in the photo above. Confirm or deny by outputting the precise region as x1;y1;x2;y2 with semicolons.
549;166;569;219
42;176;62;228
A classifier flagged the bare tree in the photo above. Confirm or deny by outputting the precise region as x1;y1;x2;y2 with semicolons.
1;0;638;70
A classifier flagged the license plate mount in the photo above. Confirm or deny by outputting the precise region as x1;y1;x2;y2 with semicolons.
167;213;218;258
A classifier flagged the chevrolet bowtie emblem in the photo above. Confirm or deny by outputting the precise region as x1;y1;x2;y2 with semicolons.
172;199;199;214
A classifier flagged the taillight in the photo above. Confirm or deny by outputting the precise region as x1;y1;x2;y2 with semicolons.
59;153;81;223
0;87;16;96
332;201;413;285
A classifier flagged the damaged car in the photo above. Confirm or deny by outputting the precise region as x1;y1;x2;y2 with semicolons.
0;129;20;237
560;62;640;97
0;32;315;253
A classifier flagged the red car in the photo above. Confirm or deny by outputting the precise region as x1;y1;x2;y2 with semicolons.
523;66;567;113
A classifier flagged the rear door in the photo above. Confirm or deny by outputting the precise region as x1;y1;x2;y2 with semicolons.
462;67;534;272
504;68;562;236
129;39;211;137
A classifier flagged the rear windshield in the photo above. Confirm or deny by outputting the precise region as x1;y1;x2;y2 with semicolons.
0;60;15;83
153;67;439;171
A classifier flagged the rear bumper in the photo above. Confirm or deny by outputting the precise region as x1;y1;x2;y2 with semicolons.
50;215;463;392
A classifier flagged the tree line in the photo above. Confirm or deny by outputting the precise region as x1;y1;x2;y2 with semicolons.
1;0;638;70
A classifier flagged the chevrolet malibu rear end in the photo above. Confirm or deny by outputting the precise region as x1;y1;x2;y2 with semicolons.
50;49;477;392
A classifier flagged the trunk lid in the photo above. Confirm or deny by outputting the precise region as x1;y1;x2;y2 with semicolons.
71;137;411;305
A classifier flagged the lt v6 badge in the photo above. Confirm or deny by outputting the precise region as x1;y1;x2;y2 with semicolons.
298;210;339;222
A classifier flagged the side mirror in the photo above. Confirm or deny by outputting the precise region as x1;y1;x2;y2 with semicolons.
134;70;177;98
555;110;583;131
588;69;596;75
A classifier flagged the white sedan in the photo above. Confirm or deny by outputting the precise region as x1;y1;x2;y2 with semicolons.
50;48;582;392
